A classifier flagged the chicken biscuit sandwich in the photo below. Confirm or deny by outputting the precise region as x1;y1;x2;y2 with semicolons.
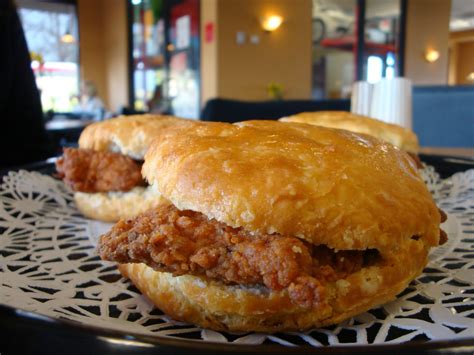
98;120;445;332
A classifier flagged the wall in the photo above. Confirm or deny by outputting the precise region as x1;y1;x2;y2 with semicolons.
201;0;312;103
77;0;129;111
404;0;451;85
103;0;129;112
457;41;474;84
449;29;474;85
77;0;106;106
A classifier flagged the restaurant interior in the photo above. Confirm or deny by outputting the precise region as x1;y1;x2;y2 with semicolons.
0;0;472;169
1;1;474;353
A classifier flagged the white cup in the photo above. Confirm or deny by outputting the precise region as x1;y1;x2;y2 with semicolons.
351;81;374;117
369;78;413;129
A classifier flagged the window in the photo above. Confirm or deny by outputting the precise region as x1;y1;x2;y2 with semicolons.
312;0;404;98
17;0;79;113
367;55;383;83
129;0;201;119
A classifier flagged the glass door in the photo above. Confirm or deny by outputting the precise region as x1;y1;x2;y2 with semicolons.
312;0;357;99
130;0;167;111
312;0;405;98
167;0;200;119
129;0;200;118
362;0;401;84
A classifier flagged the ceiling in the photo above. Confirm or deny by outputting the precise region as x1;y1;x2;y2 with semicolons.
450;0;474;31
312;0;472;32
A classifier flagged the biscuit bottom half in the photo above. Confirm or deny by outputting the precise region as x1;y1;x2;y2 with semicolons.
99;204;430;332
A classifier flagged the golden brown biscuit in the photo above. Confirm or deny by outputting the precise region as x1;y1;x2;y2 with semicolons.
79;114;192;159
74;187;167;223
100;119;441;331
279;111;419;153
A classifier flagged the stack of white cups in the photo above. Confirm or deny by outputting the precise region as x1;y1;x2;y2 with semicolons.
351;78;413;129
351;81;373;117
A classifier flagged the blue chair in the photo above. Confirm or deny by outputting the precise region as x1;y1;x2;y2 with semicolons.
200;98;350;122
200;87;474;149
412;86;474;148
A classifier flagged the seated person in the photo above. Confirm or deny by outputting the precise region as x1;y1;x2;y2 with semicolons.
0;0;52;168
147;84;172;115
73;80;105;121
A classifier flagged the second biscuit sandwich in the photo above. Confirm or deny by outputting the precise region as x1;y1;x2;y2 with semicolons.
279;111;420;162
56;114;190;222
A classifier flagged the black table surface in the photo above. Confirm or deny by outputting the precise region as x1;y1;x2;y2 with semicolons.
1;155;473;355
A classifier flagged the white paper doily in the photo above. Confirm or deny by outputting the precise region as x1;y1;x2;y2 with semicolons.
0;168;473;347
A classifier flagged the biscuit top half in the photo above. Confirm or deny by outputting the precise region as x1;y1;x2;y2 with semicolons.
79;114;192;160
280;111;419;153
143;120;440;255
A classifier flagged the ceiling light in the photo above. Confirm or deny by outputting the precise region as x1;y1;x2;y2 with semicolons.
61;31;75;44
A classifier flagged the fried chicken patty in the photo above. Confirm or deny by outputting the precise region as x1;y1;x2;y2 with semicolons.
56;148;144;193
98;204;380;308
407;152;423;169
